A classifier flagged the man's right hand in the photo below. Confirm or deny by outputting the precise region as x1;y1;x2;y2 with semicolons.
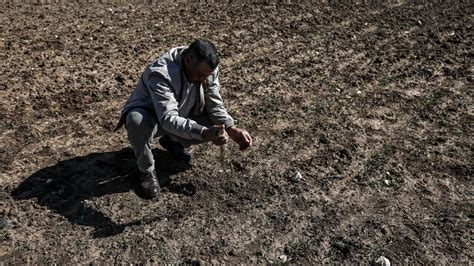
202;125;228;146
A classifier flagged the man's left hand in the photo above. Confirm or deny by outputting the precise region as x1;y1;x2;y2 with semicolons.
226;126;253;151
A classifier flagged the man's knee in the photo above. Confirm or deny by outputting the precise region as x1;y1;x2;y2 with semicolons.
126;111;144;128
125;109;156;133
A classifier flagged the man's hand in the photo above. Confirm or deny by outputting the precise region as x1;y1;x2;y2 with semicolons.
226;126;253;151
202;125;228;146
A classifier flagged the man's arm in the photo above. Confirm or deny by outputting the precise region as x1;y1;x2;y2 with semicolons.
204;67;235;128
204;68;253;150
148;74;204;140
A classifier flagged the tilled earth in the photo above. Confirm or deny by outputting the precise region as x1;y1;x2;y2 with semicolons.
0;1;472;264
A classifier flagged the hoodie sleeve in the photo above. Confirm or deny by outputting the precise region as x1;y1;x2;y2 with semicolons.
204;67;235;128
148;73;205;140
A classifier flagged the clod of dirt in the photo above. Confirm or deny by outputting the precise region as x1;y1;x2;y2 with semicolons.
115;73;125;84
375;256;391;266
291;172;303;183
279;254;288;263
0;217;8;230
319;135;329;144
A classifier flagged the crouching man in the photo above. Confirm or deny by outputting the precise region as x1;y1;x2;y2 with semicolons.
114;39;252;199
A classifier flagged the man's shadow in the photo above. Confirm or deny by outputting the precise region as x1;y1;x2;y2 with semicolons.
11;147;195;238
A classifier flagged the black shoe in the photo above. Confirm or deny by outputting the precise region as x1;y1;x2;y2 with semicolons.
159;135;192;163
133;170;160;200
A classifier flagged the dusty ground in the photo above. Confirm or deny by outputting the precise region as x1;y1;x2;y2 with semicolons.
0;1;472;264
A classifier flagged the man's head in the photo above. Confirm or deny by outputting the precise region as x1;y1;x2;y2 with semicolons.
182;39;219;85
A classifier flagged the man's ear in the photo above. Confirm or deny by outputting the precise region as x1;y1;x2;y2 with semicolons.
184;55;193;67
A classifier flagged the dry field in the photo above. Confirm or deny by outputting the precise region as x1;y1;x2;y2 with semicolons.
0;1;472;264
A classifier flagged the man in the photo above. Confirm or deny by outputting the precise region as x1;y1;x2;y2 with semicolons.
114;39;253;200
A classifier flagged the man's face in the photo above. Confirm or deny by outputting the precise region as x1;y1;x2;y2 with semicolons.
184;56;214;85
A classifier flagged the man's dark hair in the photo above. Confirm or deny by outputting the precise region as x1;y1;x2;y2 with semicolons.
183;39;219;69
